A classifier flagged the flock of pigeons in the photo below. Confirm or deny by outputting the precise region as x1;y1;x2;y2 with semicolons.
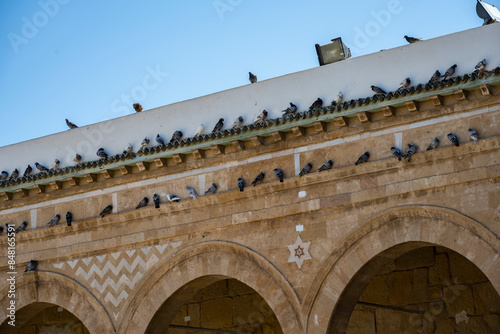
13;35;491;273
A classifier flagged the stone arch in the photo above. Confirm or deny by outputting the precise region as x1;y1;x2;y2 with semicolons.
0;271;115;333
119;240;303;334
303;205;500;334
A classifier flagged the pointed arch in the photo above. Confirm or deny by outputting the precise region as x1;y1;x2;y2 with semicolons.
118;240;303;334
0;271;115;333
303;205;500;333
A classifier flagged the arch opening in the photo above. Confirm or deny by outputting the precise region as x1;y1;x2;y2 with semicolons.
146;275;283;334
328;243;500;333
0;302;90;334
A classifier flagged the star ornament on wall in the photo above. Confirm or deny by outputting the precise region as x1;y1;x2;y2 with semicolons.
287;235;312;269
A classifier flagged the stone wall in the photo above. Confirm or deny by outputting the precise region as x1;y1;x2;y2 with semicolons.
347;246;500;333
168;279;282;334
17;305;89;334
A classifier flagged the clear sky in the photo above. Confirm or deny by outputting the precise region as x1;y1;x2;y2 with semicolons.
0;0;493;147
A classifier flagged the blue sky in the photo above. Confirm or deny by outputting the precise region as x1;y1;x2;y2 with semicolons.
0;0;492;147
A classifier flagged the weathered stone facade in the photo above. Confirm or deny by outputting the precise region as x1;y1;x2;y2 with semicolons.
1;26;500;334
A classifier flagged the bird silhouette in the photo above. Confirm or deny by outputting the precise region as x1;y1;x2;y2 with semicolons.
447;133;459;147
318;160;333;172
66;119;78;129
428;70;441;84
237;178;245;192
35;162;49;173
96;148;108;159
25;260;38;272
355;152;370;165
23;165;32;177
403;144;417;162
133;103;143;112
441;64;457;81
249;72;257;83
212;118;224;133
170;131;183;143
391;147;402;161
205;183;218;195
255;110;268;123
468;129;479;144
166;194;180;202
187;187;197;200
252;172;265;186
232;116;244;128
371;85;386;95
194;124;205;136
15;221;28;233
66;212;73;226
309;98;323;109
299;163;313;176
426;137;440;151
99;205;113;218
283;103;298;114
274;168;284;182
153;194;160;208
156;134;165;145
47;214;60;227
404;35;421;44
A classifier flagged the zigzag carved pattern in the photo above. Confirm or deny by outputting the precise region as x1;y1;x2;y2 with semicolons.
52;242;175;309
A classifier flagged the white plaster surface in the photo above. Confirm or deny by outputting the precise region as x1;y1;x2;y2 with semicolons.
1;24;499;172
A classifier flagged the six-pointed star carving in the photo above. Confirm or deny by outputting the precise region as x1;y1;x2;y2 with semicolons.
287;235;312;269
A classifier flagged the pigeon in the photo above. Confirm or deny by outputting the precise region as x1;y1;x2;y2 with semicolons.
404;35;421;44
355;152;370;165
194;124;205;136
74;154;82;165
332;92;343;105
282;103;297;114
15;221;28;233
187;186;197;200
50;159;60;170
140;137;150;150
66;212;72;226
99;204;113;218
170;131;183;143
23;165;32;177
205;183;218;195
274;168;284;182
123;144;133;155
48;214;60;227
1;171;8;180
237;178;245;192
426;137;440;151
441;64;457;81
299;162;313;176
212;118;224;133
447;133;459;147
403;144;417;162
0;225;3;234
156;134;165;145
468;129;478;144
252;172;265;186
25;260;38;272
371;85;386;95
153;194;160;208
309;98;323;109
249;72;257;84
66;119;78;129
255;110;268;123
35;162;49;173
398;78;411;90
390;147;403;161
428;70;441;84
133;103;143;112
96;148;108;159
232;116;244;128
318;160;333;172
9;169;19;181
136;197;148;209
166;194;180;202
475;59;486;72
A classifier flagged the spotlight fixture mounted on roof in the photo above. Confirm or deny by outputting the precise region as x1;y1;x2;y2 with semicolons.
477;0;500;25
315;37;351;66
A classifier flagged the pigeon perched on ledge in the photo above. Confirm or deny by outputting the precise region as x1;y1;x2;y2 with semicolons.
249;72;257;84
283;103;297;114
212;118;224;133
96;148;108;159
66;212;73;226
299;163;312;176
318;160;333;172
136;197;149;209
153;194;160;208
309;98;323;110
398;77;411;90
404;35;421;44
371;85;386;95
140;137;150;149
23;165;32;176
355;152;370;165
237;178;245;192
205;183;218;195
15;221;28;233
133;103;143;112
25;260;38;272
252;172;265;186
441;64;457;81
427;137;440;151
255;111;268;124
100;204;113;218
447;133;459;147
187;186;197;200
274;168;284;182
428;70;441;84
170;131;183;143
35;162;49;173
166;194;180;202
232;117;244;128
194;124;205;136
403;144;417;162
391;147;402;161
156;134;165;145
468;129;479;144
66;119;78;129
48;214;60;227
74;154;82;165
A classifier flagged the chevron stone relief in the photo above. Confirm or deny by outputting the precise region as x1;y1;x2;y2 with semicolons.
51;241;182;319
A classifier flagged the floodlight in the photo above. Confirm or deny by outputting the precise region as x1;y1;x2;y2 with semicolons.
477;0;500;25
315;37;351;66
